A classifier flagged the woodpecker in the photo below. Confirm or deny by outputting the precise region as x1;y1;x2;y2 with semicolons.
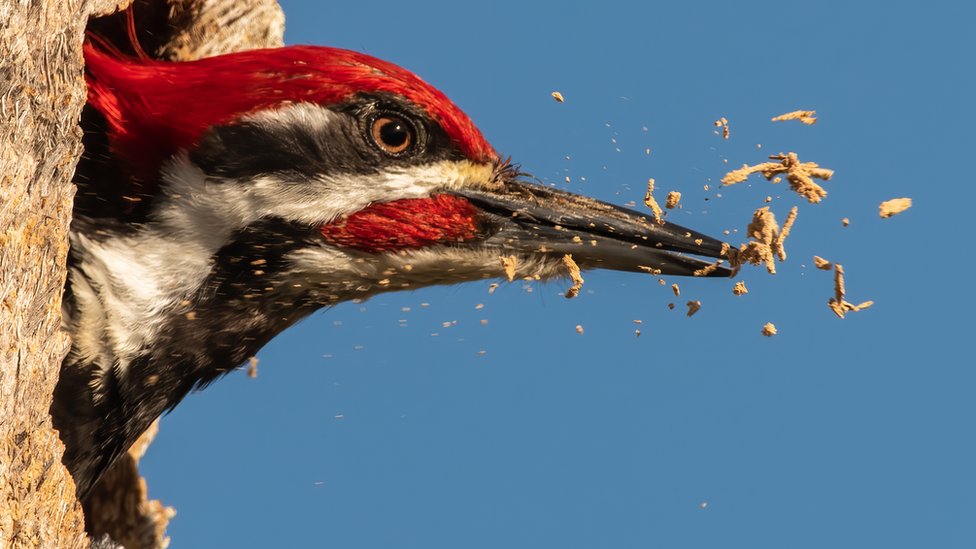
53;39;732;500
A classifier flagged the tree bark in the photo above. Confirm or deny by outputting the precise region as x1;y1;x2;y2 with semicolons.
0;1;282;547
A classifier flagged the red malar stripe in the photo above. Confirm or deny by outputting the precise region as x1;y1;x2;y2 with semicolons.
320;195;482;252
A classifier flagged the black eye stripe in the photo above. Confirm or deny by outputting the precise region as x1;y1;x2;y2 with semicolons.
191;100;465;180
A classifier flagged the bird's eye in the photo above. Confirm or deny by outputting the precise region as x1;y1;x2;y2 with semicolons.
369;115;414;155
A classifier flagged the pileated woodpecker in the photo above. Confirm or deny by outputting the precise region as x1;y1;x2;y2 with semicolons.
53;38;732;499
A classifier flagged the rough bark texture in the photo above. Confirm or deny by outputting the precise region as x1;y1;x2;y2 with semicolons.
0;1;283;548
1;2;133;547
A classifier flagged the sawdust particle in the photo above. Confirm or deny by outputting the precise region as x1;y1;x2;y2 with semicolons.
500;256;517;281
713;116;730;139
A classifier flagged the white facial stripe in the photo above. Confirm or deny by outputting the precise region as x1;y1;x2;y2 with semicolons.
159;153;495;230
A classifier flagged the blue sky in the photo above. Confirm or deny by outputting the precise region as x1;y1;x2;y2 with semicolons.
140;2;976;547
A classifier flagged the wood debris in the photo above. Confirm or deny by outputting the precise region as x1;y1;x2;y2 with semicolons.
713;116;730;139
643;178;664;224
772;206;799;261
722;152;834;203
813;256;832;270
693;260;723;277
500;255;517;281
771;109;817;125
879;197;912;218
728;206;797;275
247;356;258;378
665;191;682;209
562;254;584;298
842;217;850;227
827;263;874;319
686;300;701;317
732;281;748;295
761;322;778;336
671;283;680;296
575;324;584;334
551;91;565;103
667;303;675;310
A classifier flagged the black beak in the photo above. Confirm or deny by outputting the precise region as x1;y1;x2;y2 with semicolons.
452;180;732;277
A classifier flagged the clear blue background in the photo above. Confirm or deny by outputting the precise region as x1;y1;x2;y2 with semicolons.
141;1;976;547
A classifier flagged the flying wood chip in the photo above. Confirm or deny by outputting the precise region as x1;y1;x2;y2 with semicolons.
665;191;682;209
728;206;797;275
761;323;777;336
643;178;664;224
551;91;565;103
500;255;517;281
732;281;748;295
879;197;912;218
562;254;584;299
771;110;817;125
827;263;874;319
722;152;834;203
686;300;701;317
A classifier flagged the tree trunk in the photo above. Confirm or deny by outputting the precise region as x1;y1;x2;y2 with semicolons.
0;1;283;547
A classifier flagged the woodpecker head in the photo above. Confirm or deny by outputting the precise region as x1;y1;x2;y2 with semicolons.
58;42;731;498
81;42;728;297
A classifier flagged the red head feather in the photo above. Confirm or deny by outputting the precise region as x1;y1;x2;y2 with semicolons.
84;43;497;179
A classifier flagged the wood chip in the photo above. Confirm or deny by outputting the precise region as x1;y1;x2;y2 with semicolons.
713;116;730;139
732;281;748;295
772;206;798;262
562;254;584;299
727;206;798;276
500;255;517;281
842;217;850;227
247;357;258;378
643;178;664;224
771;110;817;125
813;256;832;270
761;322;777;336
827;263;874;319
686;300;701;317
665;191;682;209
692;260;723;277
722;152;833;203
551;91;565;103
879;197;912;218
575;324;584;334
671;283;680;297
